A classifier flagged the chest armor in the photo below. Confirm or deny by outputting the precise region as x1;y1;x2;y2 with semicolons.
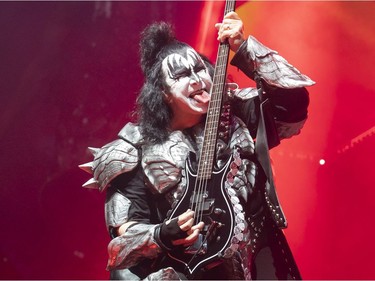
141;116;259;211
142;116;260;275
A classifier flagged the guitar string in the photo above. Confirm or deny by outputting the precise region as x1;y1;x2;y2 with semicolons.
196;53;224;224
194;0;234;224
194;25;231;225
190;0;234;249
184;0;235;272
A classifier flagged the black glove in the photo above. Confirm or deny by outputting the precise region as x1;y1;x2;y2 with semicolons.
154;217;188;251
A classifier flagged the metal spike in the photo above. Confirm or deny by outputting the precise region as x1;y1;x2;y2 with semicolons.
98;185;106;193
78;162;93;174
82;178;99;189
88;147;100;156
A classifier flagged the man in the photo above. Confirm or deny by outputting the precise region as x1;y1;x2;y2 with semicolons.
80;12;314;280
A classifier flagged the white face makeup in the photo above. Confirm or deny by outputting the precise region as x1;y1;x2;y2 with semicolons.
162;47;213;129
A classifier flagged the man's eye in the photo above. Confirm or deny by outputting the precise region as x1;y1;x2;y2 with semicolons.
173;71;190;80
194;66;206;73
173;75;184;81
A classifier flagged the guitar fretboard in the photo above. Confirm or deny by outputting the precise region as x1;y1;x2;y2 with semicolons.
197;0;235;180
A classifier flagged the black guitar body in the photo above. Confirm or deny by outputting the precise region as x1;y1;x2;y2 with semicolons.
158;0;238;277
166;152;235;278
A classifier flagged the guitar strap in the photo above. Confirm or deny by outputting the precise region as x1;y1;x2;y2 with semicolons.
254;74;287;228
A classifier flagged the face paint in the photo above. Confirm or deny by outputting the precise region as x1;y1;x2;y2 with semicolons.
164;49;203;81
162;47;213;129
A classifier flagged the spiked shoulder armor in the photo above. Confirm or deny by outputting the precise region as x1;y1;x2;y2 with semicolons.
79;123;142;192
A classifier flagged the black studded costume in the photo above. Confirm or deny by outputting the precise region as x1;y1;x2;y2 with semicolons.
81;35;314;280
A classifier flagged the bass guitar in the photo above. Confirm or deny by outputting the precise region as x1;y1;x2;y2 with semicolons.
165;0;245;278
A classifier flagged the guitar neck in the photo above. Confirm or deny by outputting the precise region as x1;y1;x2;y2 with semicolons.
197;0;236;180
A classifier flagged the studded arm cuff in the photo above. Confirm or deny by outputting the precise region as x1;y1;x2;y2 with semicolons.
106;223;162;270
230;36;315;89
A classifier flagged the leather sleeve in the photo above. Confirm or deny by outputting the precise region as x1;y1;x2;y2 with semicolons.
232;86;310;141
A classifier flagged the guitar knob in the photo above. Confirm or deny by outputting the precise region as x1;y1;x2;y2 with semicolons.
214;208;226;215
217;222;224;228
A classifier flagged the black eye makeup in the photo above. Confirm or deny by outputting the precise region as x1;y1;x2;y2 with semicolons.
163;49;207;81
193;62;206;73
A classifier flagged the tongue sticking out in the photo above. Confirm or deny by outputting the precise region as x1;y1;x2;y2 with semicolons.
192;91;210;104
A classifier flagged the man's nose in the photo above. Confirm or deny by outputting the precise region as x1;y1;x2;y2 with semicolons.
189;71;202;84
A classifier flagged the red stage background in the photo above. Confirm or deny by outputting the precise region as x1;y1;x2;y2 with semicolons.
0;1;374;279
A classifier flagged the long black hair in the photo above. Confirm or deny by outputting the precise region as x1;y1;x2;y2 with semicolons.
136;22;214;144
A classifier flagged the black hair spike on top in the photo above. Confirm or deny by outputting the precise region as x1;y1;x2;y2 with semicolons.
139;22;176;75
